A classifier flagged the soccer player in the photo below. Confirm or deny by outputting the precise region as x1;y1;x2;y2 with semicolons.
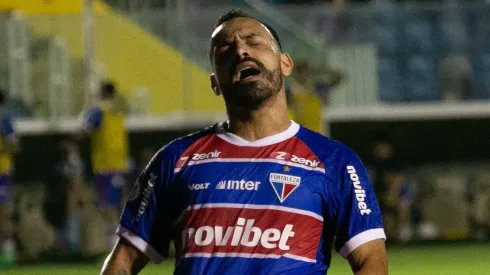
0;90;19;267
101;10;387;275
82;81;129;250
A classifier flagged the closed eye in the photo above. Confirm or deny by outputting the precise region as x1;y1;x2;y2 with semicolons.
246;35;265;46
216;43;232;56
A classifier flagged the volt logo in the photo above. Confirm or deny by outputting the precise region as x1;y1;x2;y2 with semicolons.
188;183;210;191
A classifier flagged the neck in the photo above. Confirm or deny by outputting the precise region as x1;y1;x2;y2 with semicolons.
225;90;291;142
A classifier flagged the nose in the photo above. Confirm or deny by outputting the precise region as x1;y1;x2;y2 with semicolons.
234;39;250;59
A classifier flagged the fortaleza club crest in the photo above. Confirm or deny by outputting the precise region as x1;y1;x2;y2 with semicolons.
269;173;301;203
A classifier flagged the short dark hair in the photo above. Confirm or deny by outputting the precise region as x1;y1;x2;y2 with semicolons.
100;81;116;99
210;10;283;64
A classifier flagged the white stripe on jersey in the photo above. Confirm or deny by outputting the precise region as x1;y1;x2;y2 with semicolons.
339;228;386;258
187;203;324;222
174;158;325;173
283;253;318;263
116;226;165;264
182;252;316;263
183;252;280;260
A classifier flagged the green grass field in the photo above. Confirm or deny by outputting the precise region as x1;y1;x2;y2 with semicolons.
3;244;490;275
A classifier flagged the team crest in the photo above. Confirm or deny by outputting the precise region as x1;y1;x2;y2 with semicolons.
269;173;301;203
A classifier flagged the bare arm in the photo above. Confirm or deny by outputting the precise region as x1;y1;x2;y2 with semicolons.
347;239;388;275
100;238;149;275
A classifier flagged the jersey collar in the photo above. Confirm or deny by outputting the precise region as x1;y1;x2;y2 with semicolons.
215;120;300;147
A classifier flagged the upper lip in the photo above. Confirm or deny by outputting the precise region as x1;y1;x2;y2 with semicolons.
234;61;260;78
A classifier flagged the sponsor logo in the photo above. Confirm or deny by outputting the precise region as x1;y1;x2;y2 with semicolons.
269;173;301;203
271;152;321;168
189;182;210;191
176;150;222;171
135;172;157;223
216;181;226;190
176;156;189;169
182;217;295;251
216;180;260;191
270;151;291;160
191;150;221;161
179;206;323;262
347;165;371;215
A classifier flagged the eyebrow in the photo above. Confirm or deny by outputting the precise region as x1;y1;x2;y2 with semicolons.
218;30;263;42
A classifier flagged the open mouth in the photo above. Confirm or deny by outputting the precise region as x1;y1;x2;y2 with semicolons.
233;61;262;83
239;67;261;80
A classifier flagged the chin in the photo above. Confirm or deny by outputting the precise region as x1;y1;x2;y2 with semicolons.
236;91;277;110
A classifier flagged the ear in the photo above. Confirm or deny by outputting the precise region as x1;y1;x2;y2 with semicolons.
280;53;294;77
210;73;221;96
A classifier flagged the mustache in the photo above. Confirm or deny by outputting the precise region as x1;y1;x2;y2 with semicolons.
230;57;266;76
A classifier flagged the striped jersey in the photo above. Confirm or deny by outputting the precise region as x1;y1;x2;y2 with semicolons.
118;121;385;275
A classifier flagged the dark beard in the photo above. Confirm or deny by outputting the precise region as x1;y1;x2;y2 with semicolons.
223;65;283;110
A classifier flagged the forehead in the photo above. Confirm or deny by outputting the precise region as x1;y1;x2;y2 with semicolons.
211;17;273;43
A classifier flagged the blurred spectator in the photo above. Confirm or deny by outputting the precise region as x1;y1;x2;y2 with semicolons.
369;135;412;242
287;61;344;134
439;55;473;102
45;140;85;254
0;90;19;267
79;81;129;252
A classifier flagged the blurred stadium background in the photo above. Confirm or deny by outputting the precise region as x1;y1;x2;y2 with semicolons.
0;0;489;274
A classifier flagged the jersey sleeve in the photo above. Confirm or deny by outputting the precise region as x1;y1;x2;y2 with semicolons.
82;107;102;131
334;147;386;258
116;145;177;263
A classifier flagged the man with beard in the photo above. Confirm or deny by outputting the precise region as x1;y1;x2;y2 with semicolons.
101;10;387;275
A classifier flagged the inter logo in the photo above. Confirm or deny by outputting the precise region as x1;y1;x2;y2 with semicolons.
269;173;301;203
216;180;260;191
